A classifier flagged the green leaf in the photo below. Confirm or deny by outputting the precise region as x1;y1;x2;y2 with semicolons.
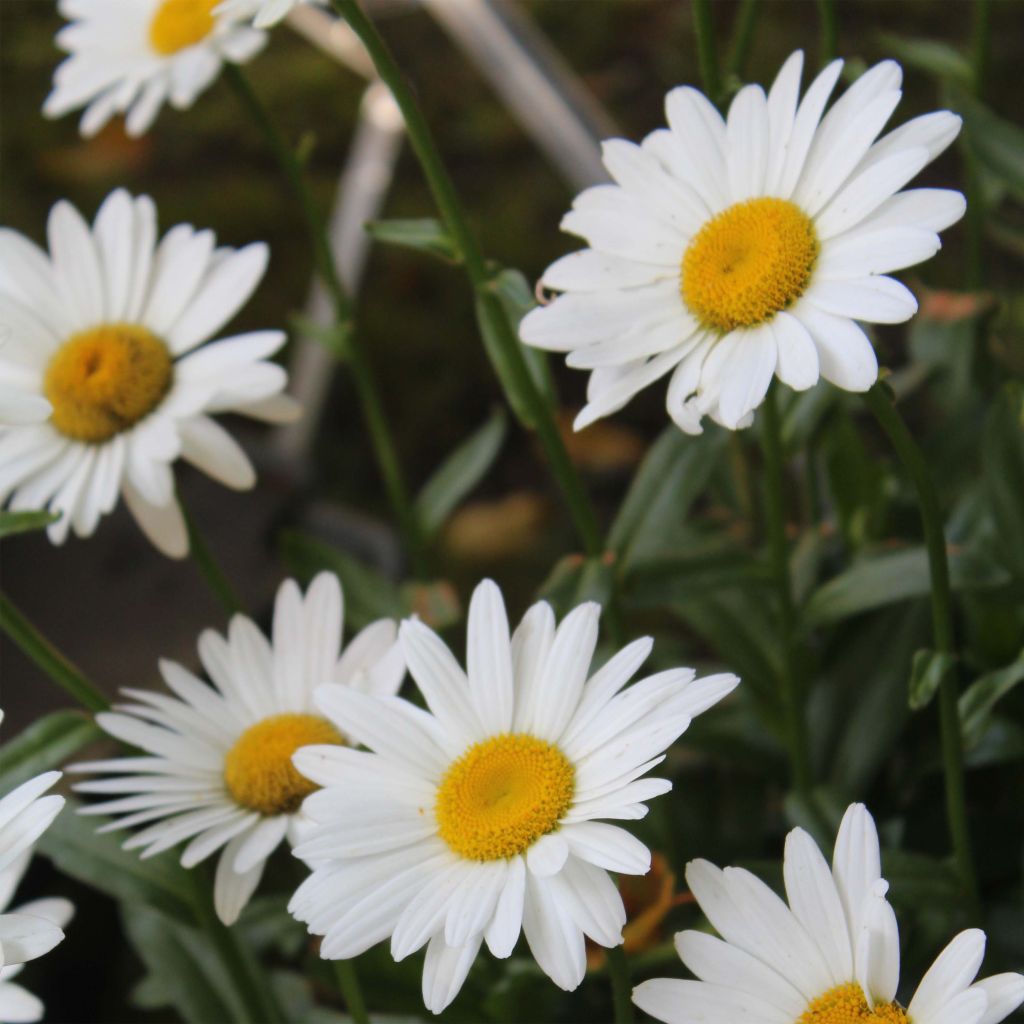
289;313;351;361
122;903;246;1024
37;796;196;924
959;652;1024;748
365;217;459;262
538;554;614;616
625;546;771;609
878;35;973;86
610;426;727;572
416;408;507;536
982;384;1024;576
0;509;59;538
909;649;957;711
804;546;1010;626
955;90;1024;200
0;710;101;792
279;529;407;629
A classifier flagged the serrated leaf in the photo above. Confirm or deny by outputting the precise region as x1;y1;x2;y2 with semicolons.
909;649;957;711
416;408;507;536
0;509;59;538
365;217;459;262
0;710;101;793
959;652;1024;748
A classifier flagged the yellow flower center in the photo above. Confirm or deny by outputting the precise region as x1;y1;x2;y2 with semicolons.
148;0;219;56
435;733;575;861
224;713;344;817
44;324;173;443
682;197;819;333
798;983;910;1024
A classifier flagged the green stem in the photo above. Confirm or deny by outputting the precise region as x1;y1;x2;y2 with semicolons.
223;64;430;578
726;0;761;81
760;387;812;796
332;0;605;560
332;959;370;1024
0;591;108;712
692;0;722;103
971;0;991;100
184;507;244;617
188;871;285;1024
816;0;838;64
862;383;979;913
606;944;635;1024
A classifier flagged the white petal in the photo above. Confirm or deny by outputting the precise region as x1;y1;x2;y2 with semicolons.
771;311;819;392
466;579;515;735
792;303;878;392
213;831;266;925
421;932;482;1015
908;929;986;1021
974;974;1024;1024
807;276;918;324
522;872;586;992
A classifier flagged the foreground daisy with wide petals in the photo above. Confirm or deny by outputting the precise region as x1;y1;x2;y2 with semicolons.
0;189;299;557
633;803;1024;1024
290;579;739;1014
520;51;965;434
216;0;324;29
71;573;404;925
0;853;75;1023
44;0;266;137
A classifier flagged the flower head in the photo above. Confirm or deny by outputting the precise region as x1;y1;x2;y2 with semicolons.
71;573;404;925
0;189;299;557
216;0;324;29
289;579;739;1014
633;803;1024;1024
44;0;266;137
520;51;965;434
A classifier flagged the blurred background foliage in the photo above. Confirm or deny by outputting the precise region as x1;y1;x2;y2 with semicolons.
1;1;1024;1021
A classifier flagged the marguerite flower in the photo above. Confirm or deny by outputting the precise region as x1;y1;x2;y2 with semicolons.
71;573;404;925
0;853;74;1024
633;803;1024;1024
44;0;266;138
0;189;299;558
289;579;739;1014
520;51;966;434
216;0;324;29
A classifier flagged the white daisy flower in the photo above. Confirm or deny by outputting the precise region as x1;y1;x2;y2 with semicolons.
0;710;67;976
216;0;324;29
0;189;299;558
633;803;1024;1024
289;578;739;1014
72;577;403;929
520;51;966;434
44;0;266;138
71;573;404;926
0;852;75;1024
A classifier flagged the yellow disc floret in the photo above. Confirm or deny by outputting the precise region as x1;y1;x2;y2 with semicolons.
682;197;819;333
798;983;910;1024
224;713;343;817
149;0;219;56
44;324;173;443
435;733;575;861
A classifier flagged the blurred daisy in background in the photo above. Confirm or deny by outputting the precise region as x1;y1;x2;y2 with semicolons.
633;803;1024;1024
0;189;298;558
216;0;325;29
72;574;404;925
290;579;739;1014
44;0;266;137
521;51;965;434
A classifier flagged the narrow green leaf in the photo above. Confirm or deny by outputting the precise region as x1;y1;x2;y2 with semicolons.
365;217;459;262
625;547;771;609
416;408;507;536
982;384;1024;576
539;554;614;615
959;652;1024;748
909;649;957;711
0;509;59;538
0;711;101;792
956;90;1024;199
878;35;973;86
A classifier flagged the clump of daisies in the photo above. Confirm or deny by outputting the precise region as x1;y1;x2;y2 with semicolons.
633;803;1024;1024
289;579;739;1014
71;573;404;924
0;189;298;557
44;0;266;137
520;50;965;434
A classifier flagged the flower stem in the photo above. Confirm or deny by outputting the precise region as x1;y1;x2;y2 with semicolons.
332;959;370;1024
816;0;838;64
0;591;108;712
862;383;979;913
184;505;244;618
331;0;605;561
607;944;635;1024
760;387;813;797
222;64;430;578
692;0;722;103
726;0;761;81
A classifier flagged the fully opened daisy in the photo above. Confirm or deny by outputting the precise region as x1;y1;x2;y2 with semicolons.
520;51;966;434
633;803;1024;1024
44;0;266;137
0;189;298;558
289;579;739;1014
72;573;404;925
